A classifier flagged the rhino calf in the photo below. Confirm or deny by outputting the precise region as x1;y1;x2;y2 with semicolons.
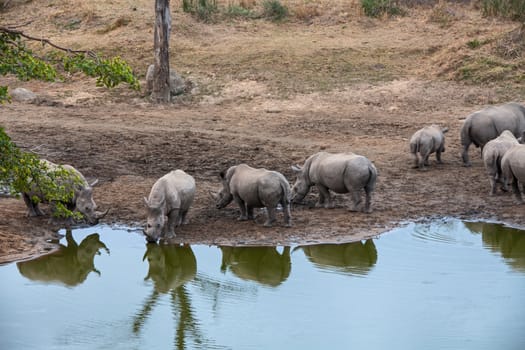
409;125;448;169
482;130;521;195
212;164;292;227
501;145;525;204
22;159;104;225
144;170;196;243
461;102;525;166
291;152;377;213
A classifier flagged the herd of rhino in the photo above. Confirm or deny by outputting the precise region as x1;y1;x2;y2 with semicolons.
20;102;525;244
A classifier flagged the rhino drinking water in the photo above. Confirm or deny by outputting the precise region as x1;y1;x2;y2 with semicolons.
22;159;105;225
461;102;525;166
482;130;521;195
409;125;448;169
501;144;525;204
291;152;377;213
212;164;292;227
143;170;196;243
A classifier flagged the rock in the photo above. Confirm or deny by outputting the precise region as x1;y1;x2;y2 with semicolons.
11;87;37;103
145;64;188;97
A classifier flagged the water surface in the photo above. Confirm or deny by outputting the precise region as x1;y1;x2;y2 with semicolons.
1;219;524;349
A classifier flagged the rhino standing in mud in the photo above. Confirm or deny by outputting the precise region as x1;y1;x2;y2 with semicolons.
482;130;521;195
212;164;292;227
22;159;106;225
291;152;377;213
143;170;196;243
501;144;525;204
461;102;525;166
409;125;448;169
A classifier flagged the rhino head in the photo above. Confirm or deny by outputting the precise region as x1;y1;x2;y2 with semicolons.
210;169;234;209
143;197;165;243
75;180;107;225
290;165;310;203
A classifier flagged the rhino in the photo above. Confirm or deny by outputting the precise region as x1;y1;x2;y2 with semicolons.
501;144;525;204
482;130;521;195
22;159;106;225
461;102;525;166
291;152;377;213
409;125;448;169
143;170;196;243
212;164;292;227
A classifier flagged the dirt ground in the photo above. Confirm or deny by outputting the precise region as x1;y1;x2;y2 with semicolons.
1;1;525;264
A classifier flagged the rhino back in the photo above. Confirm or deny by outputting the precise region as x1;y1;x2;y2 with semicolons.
149;170;195;210
230;166;284;207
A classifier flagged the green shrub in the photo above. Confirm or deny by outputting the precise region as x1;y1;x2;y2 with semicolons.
361;0;404;18
480;0;525;22
262;0;289;21
225;4;256;19
182;0;218;21
467;39;481;49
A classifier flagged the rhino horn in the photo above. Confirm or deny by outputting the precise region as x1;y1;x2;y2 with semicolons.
291;165;302;173
89;179;99;187
208;190;218;200
96;208;109;219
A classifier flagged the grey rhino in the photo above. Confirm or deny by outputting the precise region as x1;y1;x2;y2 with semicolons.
461;102;525;166
213;164;292;227
291;152;377;213
143;170;196;243
22;159;105;225
501;144;525;204
409;125;449;169
482;130;521;195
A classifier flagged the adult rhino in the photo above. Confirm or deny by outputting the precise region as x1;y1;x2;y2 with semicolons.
291;152;377;213
409;125;448;169
461;102;525;166
501;144;525;204
22;159;106;225
482;130;521;195
143;170;196;243
212;164;292;227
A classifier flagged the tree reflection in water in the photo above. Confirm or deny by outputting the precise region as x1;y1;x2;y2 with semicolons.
298;239;378;276
464;221;525;272
16;229;109;287
219;246;291;287
133;244;219;350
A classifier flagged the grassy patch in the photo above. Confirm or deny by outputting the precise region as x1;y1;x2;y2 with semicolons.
457;56;524;83
261;0;289;21
361;0;405;18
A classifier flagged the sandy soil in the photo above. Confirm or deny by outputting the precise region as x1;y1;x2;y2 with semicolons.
1;1;524;264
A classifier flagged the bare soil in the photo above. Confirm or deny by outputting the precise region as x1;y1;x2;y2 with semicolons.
1;1;524;264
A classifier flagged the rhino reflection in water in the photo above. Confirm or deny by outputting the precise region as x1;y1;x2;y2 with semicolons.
220;246;291;287
134;244;211;349
16;230;109;287
299;240;378;276
464;222;525;272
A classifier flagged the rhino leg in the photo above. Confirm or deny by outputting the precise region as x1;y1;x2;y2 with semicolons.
179;209;190;225
23;193;44;217
462;144;471;167
247;207;255;220
263;206;276;227
234;196;248;221
436;150;443;164
411;152;419;169
166;209;179;237
511;177;523;204
282;204;292;227
349;190;362;212
317;185;334;209
364;188;373;213
489;176;497;196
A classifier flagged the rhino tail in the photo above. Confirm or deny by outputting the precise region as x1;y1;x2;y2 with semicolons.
280;179;292;204
460;119;472;147
365;163;378;193
410;138;420;155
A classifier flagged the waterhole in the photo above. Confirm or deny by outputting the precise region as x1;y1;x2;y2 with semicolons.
0;218;524;349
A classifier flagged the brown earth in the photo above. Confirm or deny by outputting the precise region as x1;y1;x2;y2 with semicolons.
1;0;525;264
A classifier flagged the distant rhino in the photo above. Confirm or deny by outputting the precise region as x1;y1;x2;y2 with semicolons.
460;102;525;166
409;125;448;169
291;152;377;213
212;164;292;227
143;170;196;243
22;159;106;225
501;144;525;204
482;130;521;195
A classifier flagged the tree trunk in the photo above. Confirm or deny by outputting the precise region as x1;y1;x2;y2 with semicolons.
152;0;171;103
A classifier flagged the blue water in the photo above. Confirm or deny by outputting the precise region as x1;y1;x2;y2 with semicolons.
0;218;524;350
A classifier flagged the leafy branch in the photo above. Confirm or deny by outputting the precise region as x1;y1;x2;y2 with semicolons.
0;25;140;103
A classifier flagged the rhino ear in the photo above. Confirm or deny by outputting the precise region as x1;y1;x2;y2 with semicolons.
143;197;150;207
291;165;302;173
441;127;449;134
208;190;218;200
89;179;99;187
219;170;226;180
